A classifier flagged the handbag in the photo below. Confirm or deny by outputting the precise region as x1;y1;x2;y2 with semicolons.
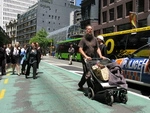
92;63;109;81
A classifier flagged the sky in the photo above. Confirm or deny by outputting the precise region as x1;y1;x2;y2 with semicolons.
76;0;82;6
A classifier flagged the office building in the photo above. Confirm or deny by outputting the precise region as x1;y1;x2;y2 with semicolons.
0;26;10;44
80;0;99;29
0;0;38;30
70;9;81;25
80;0;150;36
69;0;76;5
17;0;80;44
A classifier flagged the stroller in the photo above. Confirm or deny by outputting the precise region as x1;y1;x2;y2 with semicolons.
85;58;128;106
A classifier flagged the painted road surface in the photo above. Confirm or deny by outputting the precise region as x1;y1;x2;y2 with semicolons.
0;56;150;113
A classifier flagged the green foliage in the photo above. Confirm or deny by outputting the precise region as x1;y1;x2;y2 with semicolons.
29;28;52;46
29;28;53;55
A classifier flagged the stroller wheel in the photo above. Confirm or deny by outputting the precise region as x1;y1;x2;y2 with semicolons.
105;91;114;106
88;87;95;99
119;93;128;104
119;89;128;104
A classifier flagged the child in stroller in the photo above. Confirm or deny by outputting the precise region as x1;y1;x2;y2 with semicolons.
85;58;128;106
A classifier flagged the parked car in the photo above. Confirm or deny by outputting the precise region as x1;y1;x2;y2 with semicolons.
115;43;150;87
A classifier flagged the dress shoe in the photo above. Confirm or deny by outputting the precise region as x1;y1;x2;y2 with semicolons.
25;75;29;79
33;77;37;79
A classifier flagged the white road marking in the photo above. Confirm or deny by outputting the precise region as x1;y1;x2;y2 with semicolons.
128;91;150;100
69;70;83;73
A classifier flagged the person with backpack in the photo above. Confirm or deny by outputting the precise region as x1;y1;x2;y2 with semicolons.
97;35;107;57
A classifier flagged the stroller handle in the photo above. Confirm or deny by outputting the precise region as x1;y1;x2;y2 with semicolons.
84;58;110;62
84;57;111;65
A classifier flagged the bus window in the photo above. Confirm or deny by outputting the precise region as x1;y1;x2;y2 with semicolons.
102;26;150;59
148;37;150;43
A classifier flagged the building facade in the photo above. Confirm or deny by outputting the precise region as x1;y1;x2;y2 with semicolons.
69;0;76;5
17;0;80;44
0;0;38;30
5;19;17;45
70;9;81;25
80;0;99;29
80;0;150;36
0;26;10;45
94;0;150;36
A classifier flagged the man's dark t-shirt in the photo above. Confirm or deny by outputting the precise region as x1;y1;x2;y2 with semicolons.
78;37;99;58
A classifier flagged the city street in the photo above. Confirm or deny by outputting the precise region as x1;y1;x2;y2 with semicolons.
0;56;150;113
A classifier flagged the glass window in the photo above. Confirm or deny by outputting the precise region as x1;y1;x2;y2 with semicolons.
103;27;114;34
133;44;150;58
109;8;114;21
138;19;147;27
110;0;114;4
138;0;144;12
149;0;150;9
117;23;131;31
126;1;133;16
103;0;107;7
117;5;123;18
103;11;107;22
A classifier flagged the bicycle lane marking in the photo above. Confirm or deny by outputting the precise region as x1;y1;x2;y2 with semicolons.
0;89;6;99
0;69;10;100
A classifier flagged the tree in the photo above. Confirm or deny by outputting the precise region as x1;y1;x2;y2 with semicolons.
29;28;53;55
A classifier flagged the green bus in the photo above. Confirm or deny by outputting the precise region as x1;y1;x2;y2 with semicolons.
55;38;82;61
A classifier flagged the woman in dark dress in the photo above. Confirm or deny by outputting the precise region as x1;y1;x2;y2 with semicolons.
25;42;40;79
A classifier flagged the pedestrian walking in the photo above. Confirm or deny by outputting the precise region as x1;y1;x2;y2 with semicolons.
5;44;12;72
36;42;42;73
0;43;6;77
10;42;21;76
25;42;40;79
68;44;75;65
78;25;106;90
20;44;27;75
